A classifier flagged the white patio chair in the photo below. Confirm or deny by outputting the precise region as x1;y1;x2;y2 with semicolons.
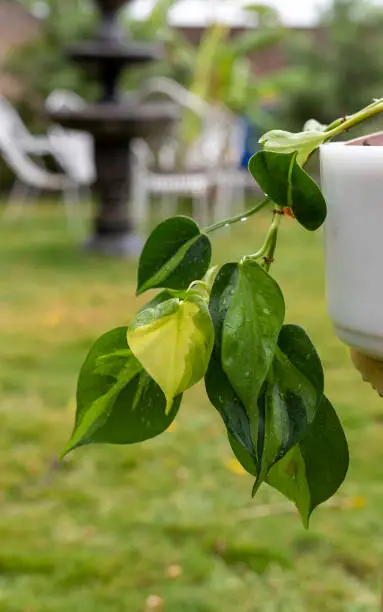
0;94;91;226
132;77;244;226
47;125;96;196
137;77;209;117
0;130;77;224
45;90;87;115
45;90;96;195
0;96;51;156
131;138;213;227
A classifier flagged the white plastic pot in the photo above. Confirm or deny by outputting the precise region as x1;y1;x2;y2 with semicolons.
320;134;383;359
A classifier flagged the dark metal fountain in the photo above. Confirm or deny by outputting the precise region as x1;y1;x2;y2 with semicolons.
49;0;177;256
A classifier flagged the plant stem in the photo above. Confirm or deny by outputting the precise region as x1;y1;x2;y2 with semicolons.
243;205;283;270
325;98;383;140
205;197;270;234
243;155;295;270
262;209;282;272
206;98;383;266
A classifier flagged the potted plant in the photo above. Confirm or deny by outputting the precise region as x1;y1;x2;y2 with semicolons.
62;98;383;527
321;131;383;394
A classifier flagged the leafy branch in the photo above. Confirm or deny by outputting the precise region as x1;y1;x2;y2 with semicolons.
62;99;383;527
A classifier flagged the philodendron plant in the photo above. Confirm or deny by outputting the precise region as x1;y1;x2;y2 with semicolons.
62;99;383;527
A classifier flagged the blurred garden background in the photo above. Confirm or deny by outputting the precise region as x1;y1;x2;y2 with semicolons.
2;0;383;610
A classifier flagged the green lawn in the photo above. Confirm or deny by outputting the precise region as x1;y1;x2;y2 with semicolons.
1;204;383;612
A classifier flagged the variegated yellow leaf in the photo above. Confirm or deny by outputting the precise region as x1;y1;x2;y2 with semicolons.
127;293;214;412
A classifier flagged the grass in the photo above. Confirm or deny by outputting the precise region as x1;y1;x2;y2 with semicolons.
1;204;383;612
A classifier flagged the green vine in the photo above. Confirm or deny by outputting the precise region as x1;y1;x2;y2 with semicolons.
62;99;383;527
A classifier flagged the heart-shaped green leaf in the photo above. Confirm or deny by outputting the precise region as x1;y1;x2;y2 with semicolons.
248;151;327;231
222;259;285;450
290;160;327;231
207;263;239;348
249;150;294;208
62;327;181;457
253;347;320;492
137;216;212;295
278;324;324;393
206;350;255;456
128;290;214;412
205;264;256;456
224;323;325;495
266;395;349;527
228;432;257;476
228;394;349;526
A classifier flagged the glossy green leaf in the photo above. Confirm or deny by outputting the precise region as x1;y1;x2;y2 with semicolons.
253;348;319;493
278;324;324;393
254;324;324;490
224;323;325;493
248;151;327;231
128;290;214;412
222;259;285;449
290;160;327;231
62;328;181;456
205;264;255;456
207;263;239;347
137;216;212;295
228;432;257;477
248;150;294;208
266;395;349;527
206;350;255;455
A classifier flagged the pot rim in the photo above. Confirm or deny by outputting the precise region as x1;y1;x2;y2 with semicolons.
320;131;383;148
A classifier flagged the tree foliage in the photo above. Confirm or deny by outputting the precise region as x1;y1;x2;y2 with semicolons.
278;0;383;130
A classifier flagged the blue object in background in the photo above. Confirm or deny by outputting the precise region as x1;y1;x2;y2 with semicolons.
239;116;261;169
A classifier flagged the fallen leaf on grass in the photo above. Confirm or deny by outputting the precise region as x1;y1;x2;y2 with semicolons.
144;595;164;611
165;564;183;579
